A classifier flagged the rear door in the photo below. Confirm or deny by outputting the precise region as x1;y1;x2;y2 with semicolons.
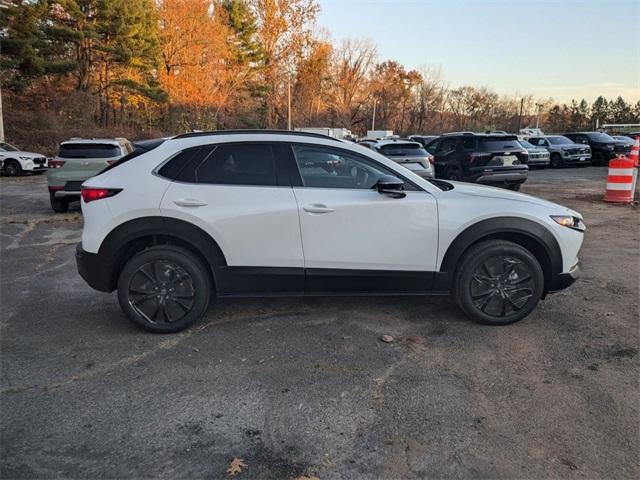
159;142;304;295
289;143;438;293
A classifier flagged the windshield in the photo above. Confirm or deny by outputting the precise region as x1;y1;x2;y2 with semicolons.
518;139;535;149
547;136;573;145
58;143;122;158
0;142;19;152
586;132;615;143
378;143;428;156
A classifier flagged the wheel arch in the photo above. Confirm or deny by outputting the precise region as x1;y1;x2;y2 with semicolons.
98;217;227;292
437;217;563;292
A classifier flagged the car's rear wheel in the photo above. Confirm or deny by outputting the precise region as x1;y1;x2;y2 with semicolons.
453;240;544;325
549;153;563;168
49;193;69;213
3;160;22;177
117;245;211;333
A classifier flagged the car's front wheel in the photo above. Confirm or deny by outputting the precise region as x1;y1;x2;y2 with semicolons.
3;159;22;176
117;245;211;333
453;240;544;325
549;153;563;168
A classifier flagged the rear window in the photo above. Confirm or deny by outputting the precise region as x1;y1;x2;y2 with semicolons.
58;143;122;158
478;137;523;151
378;144;428;156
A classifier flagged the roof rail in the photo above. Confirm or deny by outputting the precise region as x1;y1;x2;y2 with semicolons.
173;129;343;142
441;131;475;136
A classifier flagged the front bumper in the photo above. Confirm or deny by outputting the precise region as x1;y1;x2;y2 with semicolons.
562;153;592;165
76;243;115;292
548;261;580;292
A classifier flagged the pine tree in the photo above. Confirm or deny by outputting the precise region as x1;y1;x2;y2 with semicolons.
590;96;609;127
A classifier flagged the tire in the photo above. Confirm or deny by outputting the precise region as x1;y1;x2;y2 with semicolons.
117;245;211;333
453;240;544;326
49;193;69;213
549;153;563;169
3;159;22;177
592;152;605;167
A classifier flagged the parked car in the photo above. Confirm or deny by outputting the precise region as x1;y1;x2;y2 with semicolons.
562;132;629;166
47;138;133;212
76;130;584;333
424;133;529;190
0;141;48;176
357;139;377;149
527;135;591;168
408;135;439;147
611;135;635;148
372;139;434;178
517;138;550;168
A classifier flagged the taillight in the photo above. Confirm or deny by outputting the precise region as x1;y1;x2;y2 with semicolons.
81;188;122;203
49;160;66;168
427;155;435;165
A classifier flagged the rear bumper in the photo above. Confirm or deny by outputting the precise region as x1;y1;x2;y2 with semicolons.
76;243;115;292
548;261;580;292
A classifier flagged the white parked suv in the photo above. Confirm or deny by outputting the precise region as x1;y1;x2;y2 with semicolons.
76;130;584;333
0;141;48;176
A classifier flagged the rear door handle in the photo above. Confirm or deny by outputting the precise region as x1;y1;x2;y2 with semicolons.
303;203;335;214
173;198;208;207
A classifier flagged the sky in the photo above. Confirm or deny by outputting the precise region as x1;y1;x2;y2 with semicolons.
317;0;640;103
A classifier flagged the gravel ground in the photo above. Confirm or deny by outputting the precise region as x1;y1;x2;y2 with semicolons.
1;168;638;479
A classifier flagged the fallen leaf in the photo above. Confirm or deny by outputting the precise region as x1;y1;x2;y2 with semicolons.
226;458;248;476
380;335;394;343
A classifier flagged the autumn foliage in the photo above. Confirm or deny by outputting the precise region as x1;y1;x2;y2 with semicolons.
1;0;639;153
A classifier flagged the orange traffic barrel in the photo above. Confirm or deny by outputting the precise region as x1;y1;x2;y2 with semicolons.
630;136;639;167
604;155;636;203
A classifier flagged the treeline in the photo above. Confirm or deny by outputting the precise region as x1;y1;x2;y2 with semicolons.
2;0;639;153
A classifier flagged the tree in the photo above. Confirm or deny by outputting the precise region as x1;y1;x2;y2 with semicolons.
590;96;609;127
292;40;332;126
327;38;376;130
609;96;633;123
369;61;421;133
253;0;319;127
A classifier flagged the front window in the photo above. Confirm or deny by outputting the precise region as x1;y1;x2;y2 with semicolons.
0;142;19;152
292;144;408;190
58;143;122;158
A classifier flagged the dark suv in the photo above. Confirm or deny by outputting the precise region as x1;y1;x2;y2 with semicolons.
425;133;529;190
563;132;631;166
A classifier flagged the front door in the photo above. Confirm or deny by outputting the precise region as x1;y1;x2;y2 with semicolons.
289;144;439;293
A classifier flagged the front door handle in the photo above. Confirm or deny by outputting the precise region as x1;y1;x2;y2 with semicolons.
173;198;208;207
303;203;335;214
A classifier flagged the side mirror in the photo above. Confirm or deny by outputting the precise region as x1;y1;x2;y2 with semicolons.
376;175;406;199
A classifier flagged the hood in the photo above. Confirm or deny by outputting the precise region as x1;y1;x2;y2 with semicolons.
447;181;579;216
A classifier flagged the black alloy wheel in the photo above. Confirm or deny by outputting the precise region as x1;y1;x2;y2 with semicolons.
117;245;211;333
453;240;544;325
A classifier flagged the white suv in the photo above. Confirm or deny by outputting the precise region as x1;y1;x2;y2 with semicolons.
0;141;48;176
76;130;584;333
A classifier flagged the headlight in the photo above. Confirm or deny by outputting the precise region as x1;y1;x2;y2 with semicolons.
19;156;32;161
551;215;585;232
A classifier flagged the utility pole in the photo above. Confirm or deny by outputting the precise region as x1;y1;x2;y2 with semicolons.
535;103;543;129
287;77;292;130
371;98;377;131
517;97;524;132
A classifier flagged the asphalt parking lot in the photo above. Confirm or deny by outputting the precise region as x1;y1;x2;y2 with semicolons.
1;168;638;479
